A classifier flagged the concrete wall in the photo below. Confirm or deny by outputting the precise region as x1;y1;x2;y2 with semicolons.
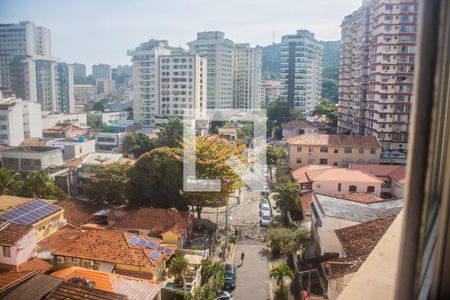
312;180;381;197
282;127;318;138
0;228;36;266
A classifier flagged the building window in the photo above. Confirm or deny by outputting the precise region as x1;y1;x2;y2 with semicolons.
296;158;301;164
2;246;11;257
319;159;328;165
333;162;338;166
349;185;357;193
338;183;342;192
308;146;313;153
367;186;375;193
334;149;338;154
320;147;328;153
370;148;377;154
297;146;302;152
344;147;352;154
359;147;364;154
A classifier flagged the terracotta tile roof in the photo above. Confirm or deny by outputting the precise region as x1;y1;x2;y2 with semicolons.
57;199;103;226
282;120;317;129
0;195;34;212
53;229;176;268
37;224;85;255
349;164;406;184
1;273;63;300
293;166;383;184
19;137;46;147
64;154;90;168
145;133;158;139
47;282;127;300
335;215;397;258
300;191;313;219
321;256;367;280
108;208;192;236
0;221;33;246
16;257;53;273
325;193;383;203
218;128;237;134
286;134;381;147
0;270;37;293
52;267;162;300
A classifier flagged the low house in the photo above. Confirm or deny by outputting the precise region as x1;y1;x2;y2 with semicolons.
43;123;88;139
53;229;176;281
0;146;63;174
282;120;319;138
310;193;403;255
0;221;52;274
0;199;65;241
218;128;238;141
292;165;384;197
95;122;140;151
0;195;33;213
321;215;397;300
52;267;162;300
37;224;85;261
348;164;406;198
46;137;95;161
287;134;381;169
108;208;193;247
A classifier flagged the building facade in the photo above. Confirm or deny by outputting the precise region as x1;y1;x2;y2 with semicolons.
0;21;51;89
261;80;281;104
1;146;63;174
9;55;75;113
280;29;323;115
92;64;111;80
71;63;86;79
74;84;96;99
0;92;43;146
338;0;418;153
128;40;171;127
232;44;262;109
157;53;207;122
188;31;234;109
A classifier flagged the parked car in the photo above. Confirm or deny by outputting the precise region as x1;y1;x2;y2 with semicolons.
223;264;237;290
260;213;272;227
260;204;271;216
260;196;270;208
217;291;234;300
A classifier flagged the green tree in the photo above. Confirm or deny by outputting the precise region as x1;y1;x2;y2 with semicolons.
270;264;295;300
22;171;66;200
200;260;225;290
122;132;155;158
273;176;300;213
87;113;101;129
321;78;339;102
267;227;302;257
85;164;130;206
266;145;286;181
126;147;188;210
183;136;243;219
311;100;338;132
191;284;216;300
93;101;105;112
0;169;21;195
157;117;184;148
168;255;190;284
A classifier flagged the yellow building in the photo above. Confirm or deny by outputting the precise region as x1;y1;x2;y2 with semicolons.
53;229;176;281
0;198;65;241
287;134;381;169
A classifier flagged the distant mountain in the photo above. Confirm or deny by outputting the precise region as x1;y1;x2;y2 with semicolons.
261;40;340;80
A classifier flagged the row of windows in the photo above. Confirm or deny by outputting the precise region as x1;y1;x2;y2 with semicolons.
296;146;377;154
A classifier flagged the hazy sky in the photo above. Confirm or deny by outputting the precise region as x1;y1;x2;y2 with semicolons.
0;0;361;70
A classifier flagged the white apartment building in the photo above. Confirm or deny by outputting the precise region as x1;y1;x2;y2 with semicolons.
0;91;43;146
91;111;129;125
9;55;75;113
157;53;207;122
74;84;96;99
261;80;281;104
338;0;418;153
128;40;171;127
280;29;323;115
0;21;51;89
92;64;111;80
41;112;87;129
232;44;262;109
96;79;116;95
188;31;234;109
46;137;95;161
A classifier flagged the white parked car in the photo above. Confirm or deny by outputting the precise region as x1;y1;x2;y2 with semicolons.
260;213;272;227
260;203;271;216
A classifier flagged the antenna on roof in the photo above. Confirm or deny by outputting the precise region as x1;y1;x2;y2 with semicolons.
272;30;275;44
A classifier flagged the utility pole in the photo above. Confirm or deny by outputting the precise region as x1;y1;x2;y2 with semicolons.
222;199;229;262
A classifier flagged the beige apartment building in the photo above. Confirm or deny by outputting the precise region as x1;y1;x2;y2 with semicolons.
287;134;381;169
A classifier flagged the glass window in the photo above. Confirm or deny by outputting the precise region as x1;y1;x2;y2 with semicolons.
359;147;364;154
319;159;328;165
345;147;352;153
349;185;357;192
2;246;11;257
320;147;328;153
367;186;375;193
338;183;342;191
370;148;377;154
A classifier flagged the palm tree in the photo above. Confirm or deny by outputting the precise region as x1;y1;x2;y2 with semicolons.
270;263;295;299
0;169;20;195
168;255;189;285
23;171;65;200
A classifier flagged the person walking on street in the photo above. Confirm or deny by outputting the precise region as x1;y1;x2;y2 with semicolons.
241;252;245;262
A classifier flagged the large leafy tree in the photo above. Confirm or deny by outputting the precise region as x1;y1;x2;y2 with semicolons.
266;145;286;181
126;147;188;210
266;99;304;139
267;227;302;257
321;78;339;102
0;169;21;195
270;263;295;300
183;135;243;219
273;176;301;213
311;100;338;132
157;117;184;148
22;171;66;200
191;284;216;300
122;132;155;158
86;163;130;206
168;254;189;284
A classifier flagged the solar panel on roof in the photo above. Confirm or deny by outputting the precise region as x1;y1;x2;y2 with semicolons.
149;251;161;261
146;240;157;249
0;200;61;225
164;248;173;255
128;236;140;245
138;239;148;247
156;246;165;252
